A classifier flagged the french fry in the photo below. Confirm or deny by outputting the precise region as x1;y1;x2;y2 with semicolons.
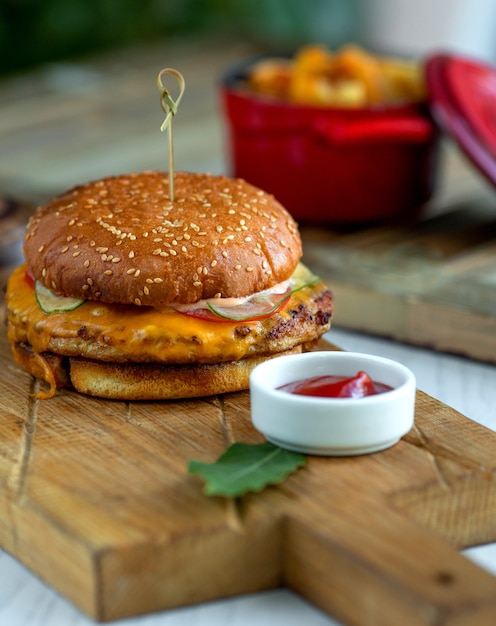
246;44;425;107
247;59;292;99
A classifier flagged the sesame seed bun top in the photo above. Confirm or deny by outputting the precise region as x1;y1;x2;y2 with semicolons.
23;171;302;305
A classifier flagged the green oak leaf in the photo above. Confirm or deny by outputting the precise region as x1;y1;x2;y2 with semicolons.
188;441;306;498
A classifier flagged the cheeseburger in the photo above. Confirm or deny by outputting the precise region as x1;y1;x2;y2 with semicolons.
5;171;333;400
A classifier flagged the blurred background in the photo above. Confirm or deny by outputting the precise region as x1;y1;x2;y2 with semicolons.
1;0;496;76
1;0;496;263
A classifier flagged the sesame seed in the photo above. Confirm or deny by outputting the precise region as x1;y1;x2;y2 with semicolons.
222;251;228;258
160;251;169;257
146;278;153;284
234;264;241;270
169;249;177;256
246;267;254;272
153;278;163;283
135;269;141;277
38;245;45;253
244;236;252;242
42;268;47;277
134;298;142;305
211;260;217;267
193;281;202;287
72;251;81;257
104;270;113;276
111;257;121;263
87;278;93;285
82;284;89;291
61;246;69;253
143;286;150;296
84;260;90;268
128;251;135;259
127;268;136;275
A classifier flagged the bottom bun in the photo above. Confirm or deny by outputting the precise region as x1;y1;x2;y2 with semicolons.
69;348;302;400
12;342;304;400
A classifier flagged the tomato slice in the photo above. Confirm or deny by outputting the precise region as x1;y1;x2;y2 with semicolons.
25;268;35;289
180;287;292;323
178;273;319;323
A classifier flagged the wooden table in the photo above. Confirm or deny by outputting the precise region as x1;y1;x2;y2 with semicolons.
1;37;496;626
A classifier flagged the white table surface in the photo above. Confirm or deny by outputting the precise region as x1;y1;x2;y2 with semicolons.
1;326;496;626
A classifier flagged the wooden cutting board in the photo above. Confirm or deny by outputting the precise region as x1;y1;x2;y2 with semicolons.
1;328;496;625
301;200;496;364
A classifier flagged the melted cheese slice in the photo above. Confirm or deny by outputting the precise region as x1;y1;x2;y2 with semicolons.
6;264;317;365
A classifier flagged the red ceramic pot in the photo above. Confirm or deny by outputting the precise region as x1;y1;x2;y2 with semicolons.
221;58;440;225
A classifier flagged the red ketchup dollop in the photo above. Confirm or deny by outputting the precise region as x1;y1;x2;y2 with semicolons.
278;371;393;398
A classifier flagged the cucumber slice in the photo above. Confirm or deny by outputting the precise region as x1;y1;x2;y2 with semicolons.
205;273;320;322
35;281;85;314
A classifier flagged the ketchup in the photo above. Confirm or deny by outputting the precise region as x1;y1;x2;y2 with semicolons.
278;371;393;398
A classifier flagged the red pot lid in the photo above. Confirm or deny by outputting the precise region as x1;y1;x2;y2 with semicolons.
425;53;496;186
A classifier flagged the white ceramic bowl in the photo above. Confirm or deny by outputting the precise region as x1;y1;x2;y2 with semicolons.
250;351;416;456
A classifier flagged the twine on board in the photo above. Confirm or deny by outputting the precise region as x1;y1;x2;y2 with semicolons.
157;68;185;201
